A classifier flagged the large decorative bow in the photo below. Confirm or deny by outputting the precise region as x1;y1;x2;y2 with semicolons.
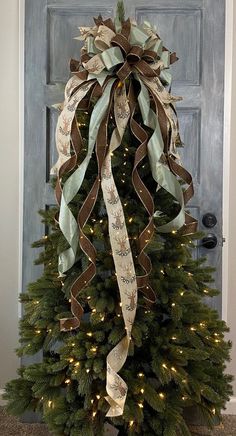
51;15;197;417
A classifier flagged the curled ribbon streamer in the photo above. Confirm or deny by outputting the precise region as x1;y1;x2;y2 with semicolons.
60;79;117;330
128;83;156;303
101;83;138;417
56;79;115;277
140;76;197;234
52;80;96;276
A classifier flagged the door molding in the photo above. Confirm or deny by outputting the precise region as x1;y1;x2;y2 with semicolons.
18;0;235;414
222;0;233;325
19;0;25;320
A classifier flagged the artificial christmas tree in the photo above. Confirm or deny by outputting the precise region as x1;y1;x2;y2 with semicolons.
4;3;233;435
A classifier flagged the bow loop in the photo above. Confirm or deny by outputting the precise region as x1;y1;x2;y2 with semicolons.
127;45;144;64
111;33;131;55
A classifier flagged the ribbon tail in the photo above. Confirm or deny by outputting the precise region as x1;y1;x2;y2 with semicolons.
136;76;187;232
101;83;137;417
60;80;117;331
56;79;116;277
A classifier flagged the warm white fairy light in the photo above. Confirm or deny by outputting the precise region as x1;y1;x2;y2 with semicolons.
65;379;71;384
129;420;134;427
36;330;41;334
96;395;101;400
159;393;165;399
172;303;176;307
86;369;90;373
87;332;93;337
171;367;177;373
74;362;80;367
90;347;97;352
138;403;143;408
140;388;144;394
92;411;97;417
69;358;74;363
138;372;144;378
162;363;167;369
48;400;52;407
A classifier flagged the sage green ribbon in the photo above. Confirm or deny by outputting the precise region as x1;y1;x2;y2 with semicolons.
137;77;185;232
58;79;116;275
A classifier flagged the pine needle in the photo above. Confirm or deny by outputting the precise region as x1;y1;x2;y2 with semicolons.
116;0;125;24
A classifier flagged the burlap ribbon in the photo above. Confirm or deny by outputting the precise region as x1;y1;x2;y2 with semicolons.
51;15;198;416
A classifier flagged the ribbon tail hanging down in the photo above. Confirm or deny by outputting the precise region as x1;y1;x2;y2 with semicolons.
60;80;117;331
55;79;116;277
101;83;137;417
137;77;186;232
139;76;197;234
128;82;156;304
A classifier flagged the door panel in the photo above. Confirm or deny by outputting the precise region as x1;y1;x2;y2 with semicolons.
24;0;225;332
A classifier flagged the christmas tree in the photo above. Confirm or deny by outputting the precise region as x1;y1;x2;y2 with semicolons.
4;3;233;435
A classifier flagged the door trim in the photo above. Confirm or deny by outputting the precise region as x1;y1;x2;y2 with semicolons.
19;0;25;320
222;0;233;325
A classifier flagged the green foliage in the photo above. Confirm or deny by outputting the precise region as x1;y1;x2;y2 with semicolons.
116;0;125;23
4;94;233;436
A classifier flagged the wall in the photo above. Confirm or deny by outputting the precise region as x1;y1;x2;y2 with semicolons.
0;0;236;413
0;0;20;399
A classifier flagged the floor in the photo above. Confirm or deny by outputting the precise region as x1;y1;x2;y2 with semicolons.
0;408;236;435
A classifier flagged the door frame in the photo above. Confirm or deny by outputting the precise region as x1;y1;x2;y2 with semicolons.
18;0;235;412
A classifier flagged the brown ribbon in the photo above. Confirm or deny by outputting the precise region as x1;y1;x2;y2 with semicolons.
147;86;198;235
60;80;117;330
129;83;156;304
